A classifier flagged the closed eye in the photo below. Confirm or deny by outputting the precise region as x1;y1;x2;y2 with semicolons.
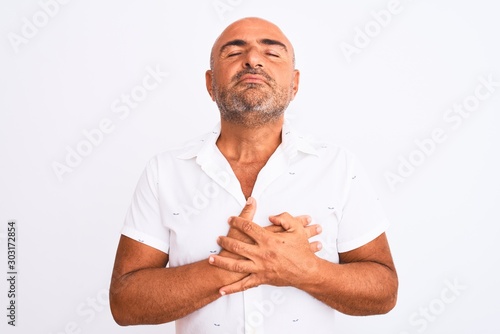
266;52;280;57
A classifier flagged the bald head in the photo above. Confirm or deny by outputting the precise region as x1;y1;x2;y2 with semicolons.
205;17;300;128
210;17;295;69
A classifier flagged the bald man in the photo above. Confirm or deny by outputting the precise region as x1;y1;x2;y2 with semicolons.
110;17;398;333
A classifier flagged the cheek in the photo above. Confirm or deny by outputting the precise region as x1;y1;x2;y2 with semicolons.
213;73;234;91
215;62;240;80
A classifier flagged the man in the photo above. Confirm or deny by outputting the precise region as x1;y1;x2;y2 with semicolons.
110;17;398;333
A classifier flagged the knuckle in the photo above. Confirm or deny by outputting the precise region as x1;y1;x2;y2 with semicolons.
281;212;291;218
233;263;246;273
231;241;244;253
241;220;253;233
263;250;277;260
301;216;311;226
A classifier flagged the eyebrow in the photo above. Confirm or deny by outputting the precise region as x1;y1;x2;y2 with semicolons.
260;38;288;51
219;38;288;54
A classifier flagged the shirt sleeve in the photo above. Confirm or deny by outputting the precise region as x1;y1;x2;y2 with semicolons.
121;157;170;254
337;153;390;253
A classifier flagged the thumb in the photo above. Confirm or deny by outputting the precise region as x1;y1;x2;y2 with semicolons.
238;197;257;221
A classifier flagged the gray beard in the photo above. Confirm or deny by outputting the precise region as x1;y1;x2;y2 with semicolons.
213;81;292;128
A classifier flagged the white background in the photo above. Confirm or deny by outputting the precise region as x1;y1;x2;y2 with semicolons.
1;0;499;333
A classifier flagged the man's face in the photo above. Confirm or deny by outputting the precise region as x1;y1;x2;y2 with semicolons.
206;18;300;127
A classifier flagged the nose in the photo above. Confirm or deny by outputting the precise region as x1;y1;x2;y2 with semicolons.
244;48;263;68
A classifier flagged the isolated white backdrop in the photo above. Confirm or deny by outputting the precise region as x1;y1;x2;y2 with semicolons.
1;0;499;333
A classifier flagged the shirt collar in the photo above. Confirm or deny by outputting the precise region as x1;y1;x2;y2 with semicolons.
281;119;320;158
176;119;320;161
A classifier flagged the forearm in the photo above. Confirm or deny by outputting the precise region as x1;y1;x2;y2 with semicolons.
299;258;398;315
110;259;244;325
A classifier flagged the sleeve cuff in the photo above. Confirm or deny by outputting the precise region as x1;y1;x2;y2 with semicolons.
337;219;390;253
121;225;170;254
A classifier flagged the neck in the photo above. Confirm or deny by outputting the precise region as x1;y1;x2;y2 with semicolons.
216;117;284;164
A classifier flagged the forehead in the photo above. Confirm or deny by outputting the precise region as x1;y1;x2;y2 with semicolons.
213;19;293;54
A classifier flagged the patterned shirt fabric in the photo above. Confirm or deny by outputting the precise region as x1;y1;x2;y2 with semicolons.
121;120;389;334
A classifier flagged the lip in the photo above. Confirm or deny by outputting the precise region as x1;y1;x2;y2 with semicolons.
238;74;267;84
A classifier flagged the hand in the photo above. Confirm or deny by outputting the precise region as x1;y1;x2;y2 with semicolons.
221;197;288;259
209;211;323;295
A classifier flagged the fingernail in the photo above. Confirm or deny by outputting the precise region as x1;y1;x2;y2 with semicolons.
220;290;226;296
209;256;214;264
317;243;322;251
316;225;322;233
306;216;312;224
246;197;254;205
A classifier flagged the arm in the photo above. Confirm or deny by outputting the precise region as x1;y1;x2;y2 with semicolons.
109;236;245;326
109;198;319;325
296;232;398;315
209;213;398;315
109;199;259;326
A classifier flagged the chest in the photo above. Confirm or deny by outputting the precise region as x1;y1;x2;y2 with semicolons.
229;161;267;198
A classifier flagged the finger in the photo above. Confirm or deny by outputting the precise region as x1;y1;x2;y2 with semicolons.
296;215;313;227
227;198;258;244
309;241;323;253
219;274;261;296
268;213;310;232
217;235;258;258
238;197;257;221
304;224;322;239
208;254;254;274
263;225;285;233
229;216;268;244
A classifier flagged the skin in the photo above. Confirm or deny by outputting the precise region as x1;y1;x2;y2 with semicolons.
209;213;397;314
205;17;299;198
110;199;320;325
110;17;398;326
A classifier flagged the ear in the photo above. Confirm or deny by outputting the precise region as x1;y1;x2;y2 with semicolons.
205;70;215;101
291;69;300;100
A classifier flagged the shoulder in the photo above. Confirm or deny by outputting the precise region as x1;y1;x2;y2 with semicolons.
293;129;358;168
149;130;213;164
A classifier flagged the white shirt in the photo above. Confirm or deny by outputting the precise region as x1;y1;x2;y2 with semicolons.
121;121;389;334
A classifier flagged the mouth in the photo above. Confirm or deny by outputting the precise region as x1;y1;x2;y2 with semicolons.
233;70;273;87
238;74;267;84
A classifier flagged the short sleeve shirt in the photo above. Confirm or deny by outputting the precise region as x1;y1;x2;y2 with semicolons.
121;121;389;334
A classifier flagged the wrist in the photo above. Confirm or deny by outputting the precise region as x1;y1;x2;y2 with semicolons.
293;256;328;291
